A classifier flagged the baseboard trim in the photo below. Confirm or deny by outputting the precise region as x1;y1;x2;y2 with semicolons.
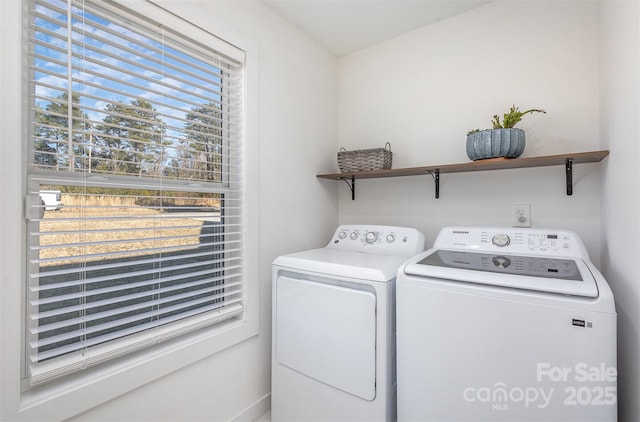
229;393;271;422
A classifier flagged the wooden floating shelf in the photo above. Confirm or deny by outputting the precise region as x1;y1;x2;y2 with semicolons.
317;150;610;200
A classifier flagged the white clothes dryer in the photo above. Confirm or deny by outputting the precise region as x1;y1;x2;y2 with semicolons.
396;226;617;422
272;225;425;422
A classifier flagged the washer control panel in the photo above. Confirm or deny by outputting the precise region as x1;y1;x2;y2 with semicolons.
328;225;425;256
434;226;589;259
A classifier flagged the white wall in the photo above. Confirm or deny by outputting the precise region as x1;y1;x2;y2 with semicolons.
600;1;640;421
335;0;604;263
0;0;337;421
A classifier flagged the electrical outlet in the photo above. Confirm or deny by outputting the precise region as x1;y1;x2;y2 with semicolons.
512;204;531;227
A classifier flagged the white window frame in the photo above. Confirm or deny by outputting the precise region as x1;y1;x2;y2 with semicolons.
0;0;259;419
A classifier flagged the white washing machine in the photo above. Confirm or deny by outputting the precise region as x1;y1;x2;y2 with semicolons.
272;225;425;422
396;226;617;422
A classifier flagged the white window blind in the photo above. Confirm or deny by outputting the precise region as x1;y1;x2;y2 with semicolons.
26;0;246;385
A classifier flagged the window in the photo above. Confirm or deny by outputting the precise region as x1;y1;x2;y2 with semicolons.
26;0;247;386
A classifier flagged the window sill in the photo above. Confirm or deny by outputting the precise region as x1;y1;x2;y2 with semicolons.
15;316;258;420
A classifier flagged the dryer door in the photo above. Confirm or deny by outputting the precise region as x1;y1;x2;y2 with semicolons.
276;276;377;400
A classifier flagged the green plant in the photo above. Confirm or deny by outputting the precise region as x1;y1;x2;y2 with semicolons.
467;105;546;135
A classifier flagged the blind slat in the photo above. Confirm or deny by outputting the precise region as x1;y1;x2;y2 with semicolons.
30;299;244;362
31;243;242;266
32;286;243;339
32;278;243;320
32;266;243;304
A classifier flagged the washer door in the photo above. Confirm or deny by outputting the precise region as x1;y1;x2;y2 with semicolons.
276;276;377;400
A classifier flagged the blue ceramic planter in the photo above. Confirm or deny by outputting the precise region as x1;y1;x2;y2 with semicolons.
466;128;525;161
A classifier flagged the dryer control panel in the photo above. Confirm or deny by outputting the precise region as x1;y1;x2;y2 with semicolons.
327;225;425;257
433;226;590;259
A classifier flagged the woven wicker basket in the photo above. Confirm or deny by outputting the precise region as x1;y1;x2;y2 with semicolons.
337;142;392;173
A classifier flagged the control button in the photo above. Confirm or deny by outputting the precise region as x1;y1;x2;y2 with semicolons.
492;255;511;269
365;232;378;243
338;231;347;239
350;231;359;240
492;234;511;247
386;234;395;243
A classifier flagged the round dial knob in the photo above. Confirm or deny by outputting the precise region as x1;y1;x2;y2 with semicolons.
492;234;511;247
365;232;378;243
492;255;511;269
386;234;395;243
338;231;347;239
350;232;359;240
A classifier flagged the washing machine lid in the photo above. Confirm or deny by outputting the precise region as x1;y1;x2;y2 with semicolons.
404;249;598;297
274;248;408;282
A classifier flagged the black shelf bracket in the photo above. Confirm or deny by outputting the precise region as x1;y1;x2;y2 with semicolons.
341;176;356;200
566;158;573;195
427;170;440;199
